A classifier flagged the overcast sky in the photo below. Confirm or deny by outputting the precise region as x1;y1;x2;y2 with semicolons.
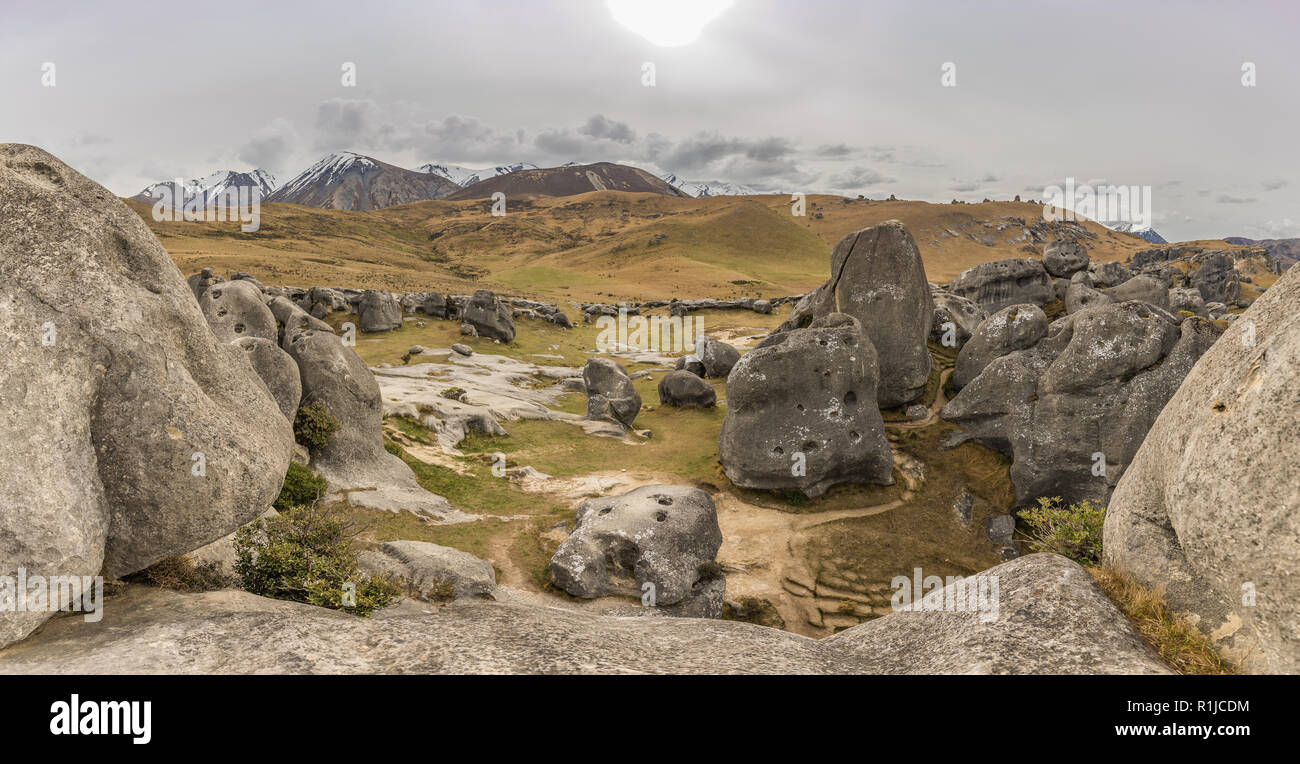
2;0;1297;240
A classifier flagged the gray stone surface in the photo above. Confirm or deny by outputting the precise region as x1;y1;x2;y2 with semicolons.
550;485;725;617
696;336;740;378
930;288;987;349
358;290;402;333
232;336;302;422
953;304;1048;389
358;540;496;600
0;554;1169;674
462;289;516;343
778;221;933;407
1043;239;1090;278
0;144;293;648
720;313;894;497
942;301;1221;506
583;357;641;428
949;257;1056;313
198;279;277;343
1104;264;1300;673
657;370;717;408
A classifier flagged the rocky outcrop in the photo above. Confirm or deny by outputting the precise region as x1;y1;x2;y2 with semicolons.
953;304;1048;389
657;370;717;408
233;337;302;422
583;357;641;429
1104;265;1300;673
942;301;1222;506
930;288;987;349
949;257;1056;313
720;313;894;497
696;336;740;378
358;541;496;601
462;289;516;343
0;144;294;649
778;221;934;407
549;485;725;617
1043;239;1090;278
357;290;403;333
0;554;1169;673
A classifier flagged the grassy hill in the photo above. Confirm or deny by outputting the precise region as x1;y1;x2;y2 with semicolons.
129;192;1258;302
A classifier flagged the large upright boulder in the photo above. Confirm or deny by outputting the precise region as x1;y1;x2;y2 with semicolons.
949;258;1056;314
942;301;1221;506
1104;266;1300;673
778;221;933;407
696;336;740;378
357;290;402;333
550;485;725;617
462;289;516;343
0;145;293;648
720;314;894;497
1189;252;1242;305
583;357;641;428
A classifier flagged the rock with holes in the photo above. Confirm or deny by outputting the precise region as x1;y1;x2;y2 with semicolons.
549;485;725;617
719;313;894;497
0;144;293;649
461;289;516;343
1104;265;1300;673
267;296;333;350
953;304;1049;389
358;290;402;333
1044;239;1090;278
696;336;740;378
778;221;933;406
198;279;277;343
941;301;1221;506
657;370;717;408
232;337;301;422
583;357;641;428
949;257;1056;314
358;541;496;601
930;288;987;349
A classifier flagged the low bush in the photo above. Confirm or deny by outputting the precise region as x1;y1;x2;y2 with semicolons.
1020;496;1105;565
233;502;401;617
294;400;341;454
274;461;328;513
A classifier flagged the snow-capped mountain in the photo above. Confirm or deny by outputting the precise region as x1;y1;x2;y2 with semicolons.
1100;220;1167;244
415;161;539;187
269;152;459;210
659;172;764;197
131;169;277;204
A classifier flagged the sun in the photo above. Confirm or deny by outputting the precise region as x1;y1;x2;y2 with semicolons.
606;0;734;47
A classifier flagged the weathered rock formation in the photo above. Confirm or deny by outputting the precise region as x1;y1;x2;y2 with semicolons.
720;314;894;496
1104;264;1300;672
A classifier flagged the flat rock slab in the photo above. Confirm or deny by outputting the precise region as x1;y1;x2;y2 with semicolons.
0;554;1169;674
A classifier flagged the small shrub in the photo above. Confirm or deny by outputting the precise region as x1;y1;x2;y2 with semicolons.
274;461;328;513
440;386;467;401
233;503;401;617
125;555;230;592
1020;496;1105;565
294;400;341;454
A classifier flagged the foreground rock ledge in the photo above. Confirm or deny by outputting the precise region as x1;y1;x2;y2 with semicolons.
0;555;1169;674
